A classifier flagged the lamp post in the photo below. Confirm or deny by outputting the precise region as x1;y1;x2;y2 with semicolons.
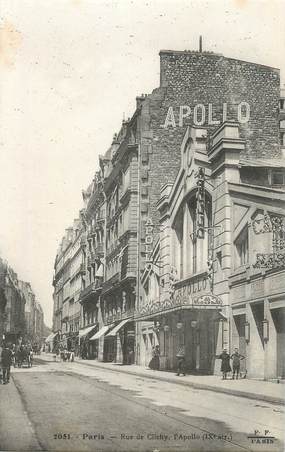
245;322;250;343
262;319;269;343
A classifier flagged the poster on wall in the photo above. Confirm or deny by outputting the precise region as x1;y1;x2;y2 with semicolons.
0;0;284;451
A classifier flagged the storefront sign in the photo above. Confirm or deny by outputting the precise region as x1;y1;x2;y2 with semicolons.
173;274;208;303
193;294;222;306
137;291;222;318
162;102;250;128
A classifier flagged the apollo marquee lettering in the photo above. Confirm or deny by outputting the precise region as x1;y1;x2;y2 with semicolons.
162;102;250;128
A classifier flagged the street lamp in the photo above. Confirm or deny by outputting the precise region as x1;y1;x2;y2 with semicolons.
262;319;269;342
244;322;250;343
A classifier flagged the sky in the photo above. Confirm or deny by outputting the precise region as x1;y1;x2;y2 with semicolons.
0;0;284;327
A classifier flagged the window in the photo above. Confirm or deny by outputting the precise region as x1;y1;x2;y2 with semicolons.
123;167;130;192
173;191;212;279
280;132;285;147
272;170;285;186
235;228;249;267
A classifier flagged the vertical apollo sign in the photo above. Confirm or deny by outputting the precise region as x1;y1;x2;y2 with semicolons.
145;219;154;264
195;168;205;239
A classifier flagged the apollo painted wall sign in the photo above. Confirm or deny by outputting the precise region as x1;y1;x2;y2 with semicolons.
162;102;250;128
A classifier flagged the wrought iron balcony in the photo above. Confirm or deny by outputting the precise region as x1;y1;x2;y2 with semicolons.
79;279;103;303
105;309;135;324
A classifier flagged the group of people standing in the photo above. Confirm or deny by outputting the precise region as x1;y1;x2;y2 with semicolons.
216;348;245;380
148;344;245;380
55;347;75;362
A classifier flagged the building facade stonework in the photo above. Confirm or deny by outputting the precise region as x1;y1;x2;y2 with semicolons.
52;49;285;379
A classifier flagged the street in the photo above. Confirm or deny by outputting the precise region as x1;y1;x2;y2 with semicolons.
0;358;284;451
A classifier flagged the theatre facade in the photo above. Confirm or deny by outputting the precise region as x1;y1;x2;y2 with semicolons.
52;49;285;379
135;51;285;379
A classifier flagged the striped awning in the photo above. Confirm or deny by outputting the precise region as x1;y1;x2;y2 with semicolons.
105;319;130;337
78;324;97;338
89;324;114;341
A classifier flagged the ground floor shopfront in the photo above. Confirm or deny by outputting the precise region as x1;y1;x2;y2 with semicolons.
102;319;135;364
230;268;285;380
231;299;285;380
79;324;98;359
137;304;226;375
100;278;136;364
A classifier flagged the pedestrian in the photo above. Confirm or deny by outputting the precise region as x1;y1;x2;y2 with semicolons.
176;345;186;376
216;349;231;380
231;348;245;379
1;343;13;384
70;349;75;362
63;347;68;362
0;342;3;384
149;345;160;370
11;344;16;368
126;346;134;365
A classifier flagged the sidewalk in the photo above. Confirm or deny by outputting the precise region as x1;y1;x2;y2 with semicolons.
39;353;285;406
0;377;41;451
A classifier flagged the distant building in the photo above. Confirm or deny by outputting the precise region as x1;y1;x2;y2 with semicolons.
52;219;84;354
34;302;44;342
19;281;36;341
78;174;105;360
0;258;26;344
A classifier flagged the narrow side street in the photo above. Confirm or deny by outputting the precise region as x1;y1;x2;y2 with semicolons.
0;358;284;451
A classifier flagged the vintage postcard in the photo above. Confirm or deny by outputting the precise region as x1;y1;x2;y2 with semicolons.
0;0;284;451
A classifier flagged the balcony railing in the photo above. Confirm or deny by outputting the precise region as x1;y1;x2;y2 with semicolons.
105;309;135;324
79;279;103;302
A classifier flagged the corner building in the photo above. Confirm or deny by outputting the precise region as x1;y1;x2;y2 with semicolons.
129;50;283;378
51;48;285;379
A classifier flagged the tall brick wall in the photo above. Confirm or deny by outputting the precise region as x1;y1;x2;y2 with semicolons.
139;50;281;262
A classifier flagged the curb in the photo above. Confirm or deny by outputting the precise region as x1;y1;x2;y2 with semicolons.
38;357;284;406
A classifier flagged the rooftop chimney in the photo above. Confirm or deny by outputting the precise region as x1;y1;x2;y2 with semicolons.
199;36;203;53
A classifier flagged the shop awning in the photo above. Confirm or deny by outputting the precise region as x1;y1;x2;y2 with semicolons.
78;324;97;338
89;324;114;341
45;332;58;343
105;319;130;337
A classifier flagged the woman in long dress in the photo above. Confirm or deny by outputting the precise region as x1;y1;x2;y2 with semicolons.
149;345;160;370
216;349;231;379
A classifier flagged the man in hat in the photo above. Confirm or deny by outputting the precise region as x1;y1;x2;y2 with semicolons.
231;347;245;379
1;343;13;384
